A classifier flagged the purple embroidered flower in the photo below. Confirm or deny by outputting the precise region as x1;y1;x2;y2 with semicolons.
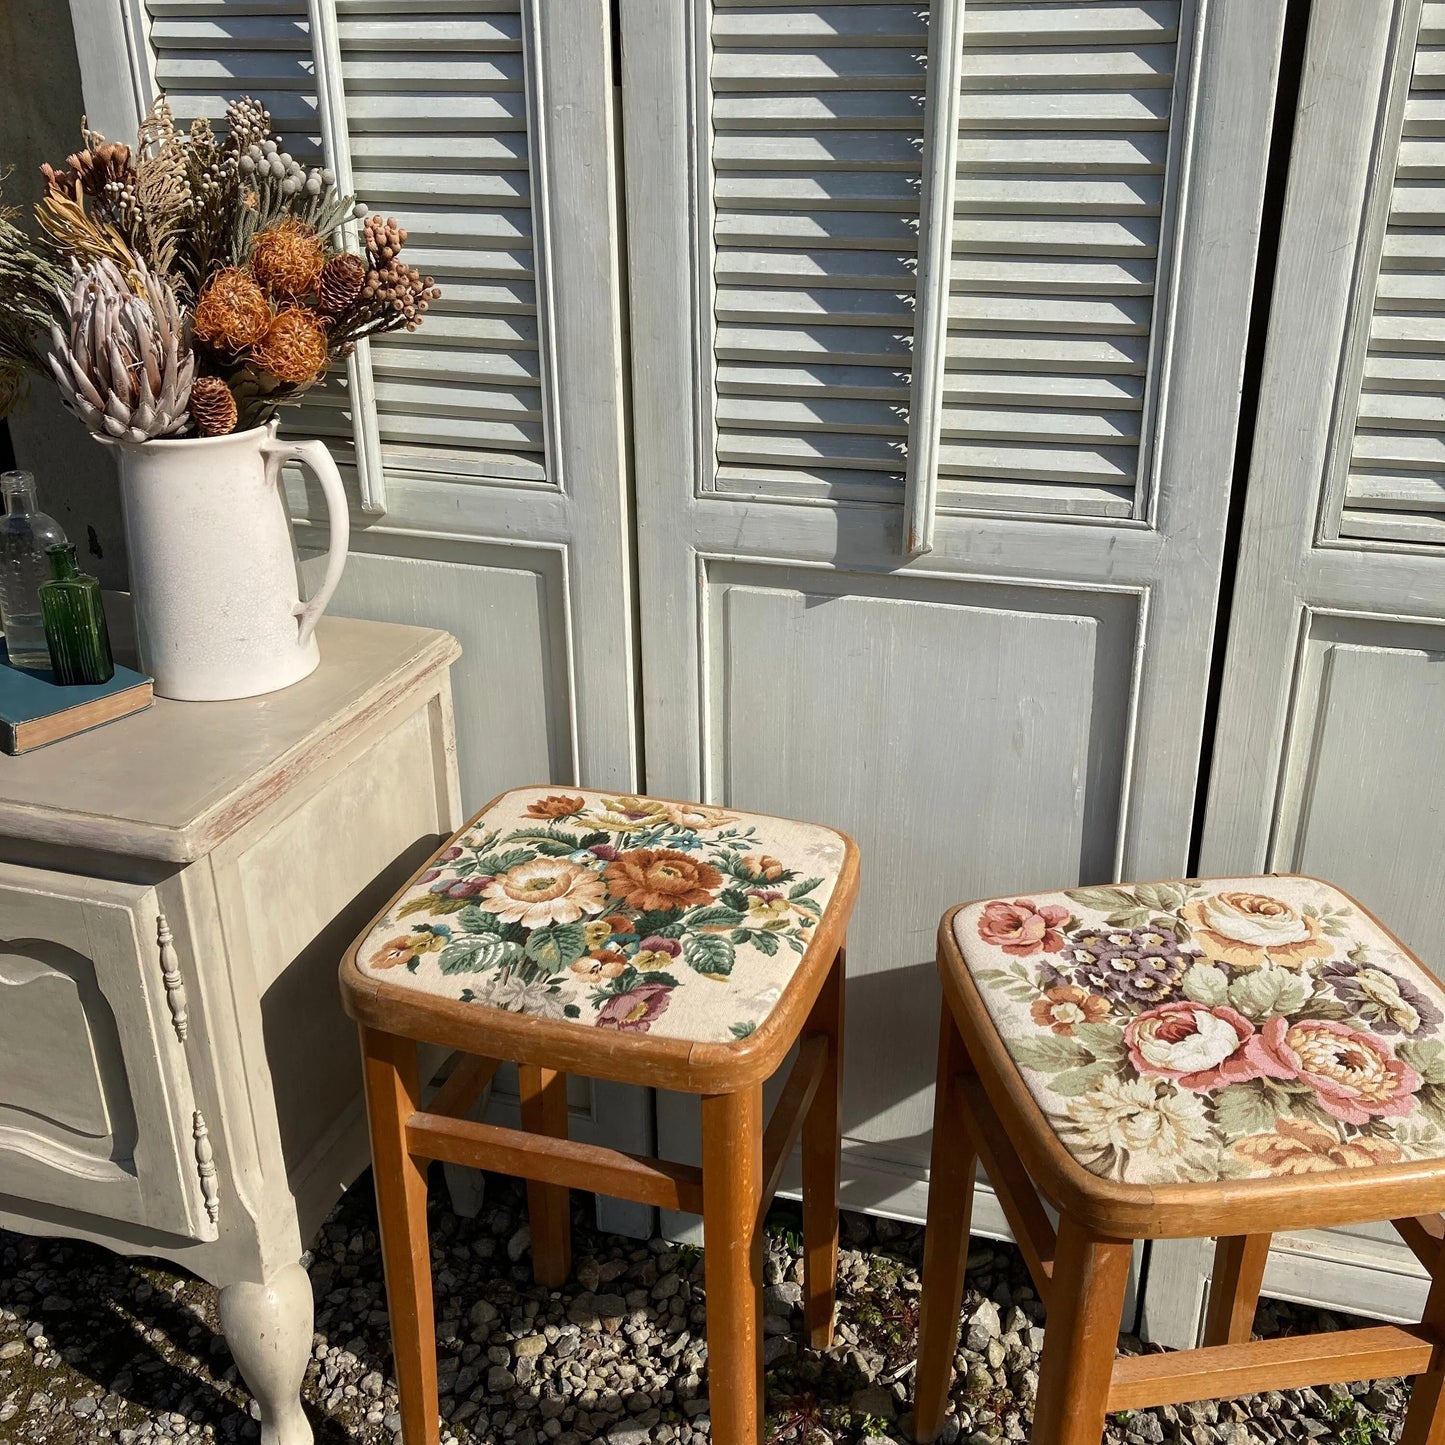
440;846;464;862
444;876;491;900
420;867;441;884
589;844;621;862
633;936;682;971
1320;959;1443;1036
1062;925;1198;1008
596;982;672;1033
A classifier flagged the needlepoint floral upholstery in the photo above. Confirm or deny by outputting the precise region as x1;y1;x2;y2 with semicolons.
954;877;1445;1186
356;788;849;1044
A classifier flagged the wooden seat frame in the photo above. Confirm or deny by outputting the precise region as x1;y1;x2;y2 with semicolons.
914;907;1445;1445
340;807;859;1445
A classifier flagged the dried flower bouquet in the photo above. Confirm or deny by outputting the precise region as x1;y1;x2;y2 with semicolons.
0;96;440;440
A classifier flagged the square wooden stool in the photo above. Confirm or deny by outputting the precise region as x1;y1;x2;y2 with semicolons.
339;787;858;1445
914;875;1445;1445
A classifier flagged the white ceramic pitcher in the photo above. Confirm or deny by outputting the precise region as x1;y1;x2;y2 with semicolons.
109;420;349;701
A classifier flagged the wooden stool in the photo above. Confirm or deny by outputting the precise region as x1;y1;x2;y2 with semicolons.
913;875;1445;1444
339;787;858;1445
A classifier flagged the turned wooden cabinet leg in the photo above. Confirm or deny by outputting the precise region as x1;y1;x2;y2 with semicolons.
518;1063;573;1288
1400;1263;1445;1444
217;1261;315;1445
802;945;845;1348
914;1005;979;1444
1031;1217;1133;1445
702;1084;765;1445
359;1027;439;1445
1202;1234;1271;1347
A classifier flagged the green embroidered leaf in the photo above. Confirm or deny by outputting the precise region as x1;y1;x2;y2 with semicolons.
1227;967;1311;1021
719;887;750;913
1399;1039;1445;1086
739;928;780;957
1072;1023;1127;1063
793;896;822;916
457;905;505;936
1182;962;1229;1008
1416;1082;1445;1129
730;1021;757;1040
474;848;532;876
1134;882;1186;913
631;909;685;938
684;933;736;978
437;938;524;975
1064;886;1139;912
1104;908;1151;929
687;905;747;929
1048;1063;1116;1097
564;1004;581;1019
1211;1082;1279;1138
524;921;587;973
789;877;824;899
532;837;579;857
1005;1035;1094;1072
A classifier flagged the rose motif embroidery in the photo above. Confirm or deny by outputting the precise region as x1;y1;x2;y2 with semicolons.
1254;1017;1420;1124
603;849;724;912
1180;892;1330;970
1231;1118;1403;1174
596;982;672;1032
481;858;607;927
1030;985;1109;1037
977;899;1070;956
1123;1002;1284;1092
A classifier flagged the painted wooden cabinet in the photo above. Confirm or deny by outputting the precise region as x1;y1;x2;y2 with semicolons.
0;619;460;1445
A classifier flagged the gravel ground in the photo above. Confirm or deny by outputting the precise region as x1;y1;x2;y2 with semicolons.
0;1171;1414;1444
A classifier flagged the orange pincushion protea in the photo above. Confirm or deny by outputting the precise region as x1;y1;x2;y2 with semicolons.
250;217;326;299
250;306;330;385
192;267;271;351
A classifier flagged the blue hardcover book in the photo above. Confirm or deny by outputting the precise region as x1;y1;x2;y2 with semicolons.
0;644;153;755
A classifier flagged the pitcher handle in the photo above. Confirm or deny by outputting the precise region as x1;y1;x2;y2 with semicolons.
263;434;351;647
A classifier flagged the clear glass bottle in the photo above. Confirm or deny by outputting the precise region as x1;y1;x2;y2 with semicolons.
40;544;114;686
0;471;69;671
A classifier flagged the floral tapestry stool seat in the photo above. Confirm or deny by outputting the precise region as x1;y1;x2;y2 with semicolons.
339;787;858;1445
913;876;1445;1445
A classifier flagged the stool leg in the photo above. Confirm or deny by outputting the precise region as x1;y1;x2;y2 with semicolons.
1031;1217;1132;1445
702;1083;765;1445
802;944;846;1348
518;1063;572;1288
914;1004;979;1444
1399;1261;1445;1444
1201;1234;1270;1347
359;1026;439;1445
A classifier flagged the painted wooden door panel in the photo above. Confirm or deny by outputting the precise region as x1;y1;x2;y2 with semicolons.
625;0;1284;1242
0;863;211;1241
1157;0;1445;1347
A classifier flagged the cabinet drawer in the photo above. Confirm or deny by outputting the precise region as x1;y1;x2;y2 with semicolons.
0;862;215;1241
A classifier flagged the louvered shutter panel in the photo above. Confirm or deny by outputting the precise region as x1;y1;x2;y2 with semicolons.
711;1;926;499
711;0;1190;518
147;0;544;484
1339;2;1445;543
939;0;1182;517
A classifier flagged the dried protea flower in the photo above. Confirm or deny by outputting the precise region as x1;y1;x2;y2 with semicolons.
250;306;330;385
41;139;134;201
48;257;194;442
250;217;326;298
316;252;365;315
188;375;238;436
193;266;271;351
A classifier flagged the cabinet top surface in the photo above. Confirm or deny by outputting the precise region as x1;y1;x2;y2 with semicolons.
0;618;459;862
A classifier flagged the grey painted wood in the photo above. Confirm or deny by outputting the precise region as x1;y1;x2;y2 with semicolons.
1172;0;1445;1350
625;0;1285;1289
0;619;460;1445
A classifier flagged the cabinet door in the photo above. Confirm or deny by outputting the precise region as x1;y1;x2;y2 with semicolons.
0;862;214;1241
1152;0;1445;1346
623;0;1284;1234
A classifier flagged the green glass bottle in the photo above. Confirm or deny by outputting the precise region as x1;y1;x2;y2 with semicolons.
39;544;114;685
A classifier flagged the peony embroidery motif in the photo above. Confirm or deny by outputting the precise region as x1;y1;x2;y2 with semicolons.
357;788;844;1045
963;876;1445;1185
